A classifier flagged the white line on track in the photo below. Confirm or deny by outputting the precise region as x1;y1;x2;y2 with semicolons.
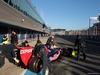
20;69;27;75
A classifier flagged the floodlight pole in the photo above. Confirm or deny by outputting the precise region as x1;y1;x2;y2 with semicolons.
88;17;91;39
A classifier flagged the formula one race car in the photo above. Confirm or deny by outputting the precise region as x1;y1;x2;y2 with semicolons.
0;43;75;73
0;44;61;73
33;44;61;62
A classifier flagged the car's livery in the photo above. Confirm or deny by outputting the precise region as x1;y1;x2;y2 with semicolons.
0;44;75;74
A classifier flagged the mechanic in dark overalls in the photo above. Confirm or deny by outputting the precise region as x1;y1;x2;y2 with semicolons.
46;35;55;49
34;40;53;75
0;42;19;63
74;34;86;61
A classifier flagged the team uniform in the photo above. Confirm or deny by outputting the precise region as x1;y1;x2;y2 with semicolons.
75;35;86;61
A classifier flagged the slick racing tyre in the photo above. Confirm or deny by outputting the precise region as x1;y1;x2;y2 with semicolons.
0;53;5;68
28;56;43;73
63;48;73;57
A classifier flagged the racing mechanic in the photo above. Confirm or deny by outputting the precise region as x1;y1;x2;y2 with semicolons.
33;39;61;75
46;35;55;49
0;40;30;64
0;42;19;63
34;40;61;61
74;34;86;61
33;43;53;75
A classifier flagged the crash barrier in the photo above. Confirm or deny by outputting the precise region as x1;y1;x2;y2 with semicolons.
86;40;100;46
58;35;100;46
0;52;5;68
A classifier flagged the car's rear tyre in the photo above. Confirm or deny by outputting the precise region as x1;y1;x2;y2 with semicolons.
28;56;43;73
0;53;5;68
63;48;73;57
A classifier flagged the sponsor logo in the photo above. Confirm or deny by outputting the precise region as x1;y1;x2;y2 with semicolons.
20;49;32;54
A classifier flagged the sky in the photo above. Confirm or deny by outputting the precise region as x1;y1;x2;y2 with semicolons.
30;0;100;30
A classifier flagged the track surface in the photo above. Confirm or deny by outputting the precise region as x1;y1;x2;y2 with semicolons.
0;36;100;75
49;36;100;75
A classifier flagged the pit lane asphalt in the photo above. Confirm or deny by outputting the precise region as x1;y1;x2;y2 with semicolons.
49;36;100;75
0;36;100;75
